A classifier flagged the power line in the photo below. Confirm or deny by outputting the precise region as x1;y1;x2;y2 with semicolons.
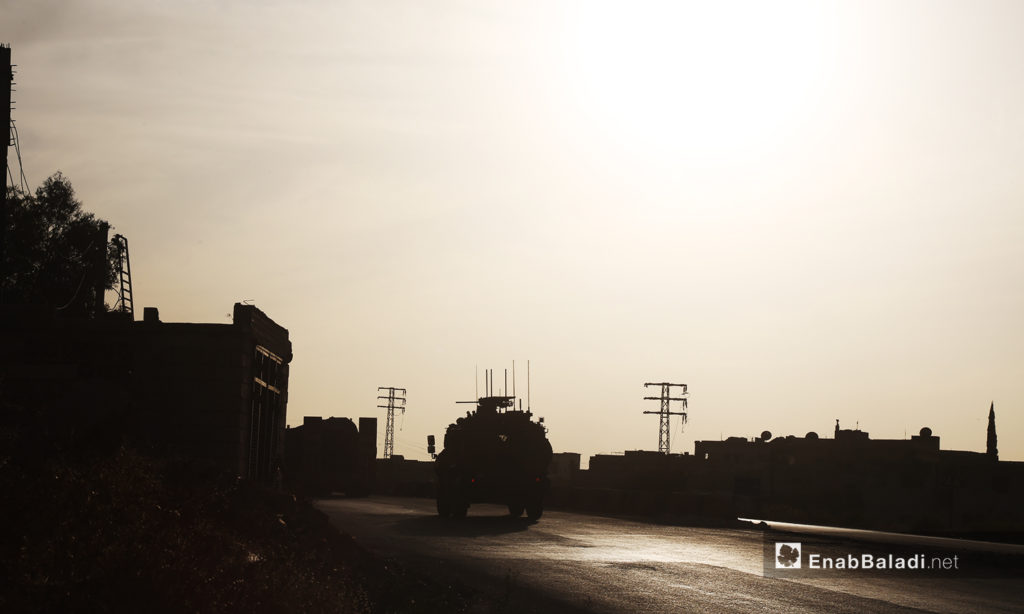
10;120;28;192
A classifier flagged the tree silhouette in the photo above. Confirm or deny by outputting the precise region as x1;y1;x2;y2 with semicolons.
2;172;116;317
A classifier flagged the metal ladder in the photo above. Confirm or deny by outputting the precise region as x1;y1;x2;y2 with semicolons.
112;234;134;319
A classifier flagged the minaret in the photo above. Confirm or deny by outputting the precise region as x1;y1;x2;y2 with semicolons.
986;402;998;460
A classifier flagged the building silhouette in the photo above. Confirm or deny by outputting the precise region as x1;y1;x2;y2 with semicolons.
285;416;376;495
573;416;1023;537
0;302;291;481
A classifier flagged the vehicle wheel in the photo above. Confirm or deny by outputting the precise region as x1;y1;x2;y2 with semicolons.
507;503;524;518
437;497;451;518
526;502;543;521
452;503;468;519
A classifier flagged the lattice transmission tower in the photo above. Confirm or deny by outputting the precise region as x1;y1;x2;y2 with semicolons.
643;382;688;454
377;386;406;459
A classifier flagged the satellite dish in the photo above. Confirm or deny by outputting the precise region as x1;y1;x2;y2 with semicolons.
760;430;772;441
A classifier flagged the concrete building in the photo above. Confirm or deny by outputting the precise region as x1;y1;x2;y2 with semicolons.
285;416;376;495
576;420;1023;536
0;302;292;481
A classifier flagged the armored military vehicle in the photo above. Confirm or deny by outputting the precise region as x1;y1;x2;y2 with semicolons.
434;394;552;520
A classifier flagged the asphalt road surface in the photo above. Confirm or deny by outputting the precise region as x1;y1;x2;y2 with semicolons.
317;496;1023;614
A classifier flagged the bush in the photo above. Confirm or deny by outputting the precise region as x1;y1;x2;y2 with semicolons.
0;442;372;613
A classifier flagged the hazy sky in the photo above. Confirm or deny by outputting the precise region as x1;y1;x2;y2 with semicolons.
4;0;1022;463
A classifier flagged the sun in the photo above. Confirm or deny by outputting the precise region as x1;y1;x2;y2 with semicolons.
558;1;836;162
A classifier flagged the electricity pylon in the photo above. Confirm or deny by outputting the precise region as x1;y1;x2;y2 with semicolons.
377;386;406;459
643;382;688;454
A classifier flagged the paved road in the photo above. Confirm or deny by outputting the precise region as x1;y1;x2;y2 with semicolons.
317;496;1023;614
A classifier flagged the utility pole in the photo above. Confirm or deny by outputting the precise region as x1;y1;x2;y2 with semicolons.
377;386;406;460
1;44;12;303
643;382;688;454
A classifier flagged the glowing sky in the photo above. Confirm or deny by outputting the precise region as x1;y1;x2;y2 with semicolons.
5;0;1023;462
